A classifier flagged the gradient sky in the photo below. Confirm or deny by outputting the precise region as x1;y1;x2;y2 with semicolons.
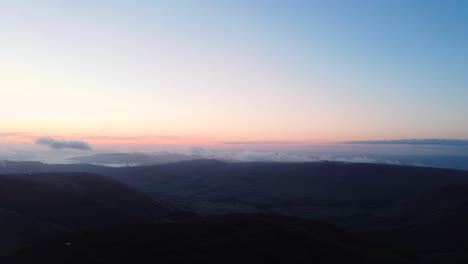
1;0;467;147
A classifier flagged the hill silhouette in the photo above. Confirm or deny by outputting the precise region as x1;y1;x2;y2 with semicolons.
0;172;194;256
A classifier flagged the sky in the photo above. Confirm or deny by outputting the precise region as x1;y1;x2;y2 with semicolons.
1;0;467;151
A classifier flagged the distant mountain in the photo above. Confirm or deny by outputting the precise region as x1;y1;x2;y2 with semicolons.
0;160;106;174
69;152;199;166
8;214;415;264
0;172;194;256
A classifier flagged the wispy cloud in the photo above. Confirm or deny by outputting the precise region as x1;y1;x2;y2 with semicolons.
0;132;28;138
0;132;21;137
36;137;92;151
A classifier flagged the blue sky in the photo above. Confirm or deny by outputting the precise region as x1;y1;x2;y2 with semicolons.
0;0;467;147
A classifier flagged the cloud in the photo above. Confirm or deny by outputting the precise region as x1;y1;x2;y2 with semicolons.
190;146;210;156
36;137;92;151
324;155;402;165
0;132;21;137
345;139;468;146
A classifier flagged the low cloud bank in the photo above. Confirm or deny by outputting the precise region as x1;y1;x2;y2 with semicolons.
346;139;468;146
36;137;92;151
68;147;406;167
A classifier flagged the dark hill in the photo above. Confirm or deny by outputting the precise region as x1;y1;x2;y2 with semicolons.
0;172;194;256
111;160;468;201
107;161;468;218
0;172;191;229
3;160;468;221
3;161;468;262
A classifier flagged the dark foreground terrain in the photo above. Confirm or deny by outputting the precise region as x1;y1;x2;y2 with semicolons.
1;160;468;263
8;214;413;264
